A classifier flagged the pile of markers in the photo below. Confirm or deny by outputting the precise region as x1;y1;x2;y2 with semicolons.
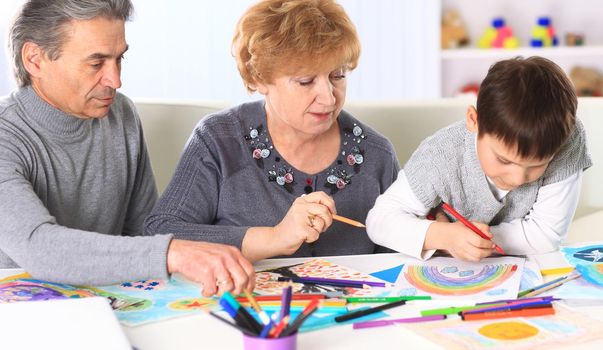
214;286;320;338
420;296;557;322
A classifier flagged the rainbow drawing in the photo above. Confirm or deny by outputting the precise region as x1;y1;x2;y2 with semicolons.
405;263;518;295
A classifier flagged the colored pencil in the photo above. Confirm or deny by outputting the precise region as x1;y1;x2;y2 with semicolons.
221;292;263;333
461;305;555;321
518;275;571;298
279;276;388;288
219;298;259;335
461;300;553;315
346;296;432;303
207;310;257;336
277;276;366;289
421;303;507;317
353;314;447;329
441;202;505;254
332;214;366;228
334;299;407;323
540;267;575;276
280;298;321;337
236;294;325;303
279;284;293;322
243;290;272;327
522;274;581;298
476;296;557;305
270;315;290;338
240;299;347;307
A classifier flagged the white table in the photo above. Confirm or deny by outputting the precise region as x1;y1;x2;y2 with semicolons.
3;253;603;350
126;254;603;350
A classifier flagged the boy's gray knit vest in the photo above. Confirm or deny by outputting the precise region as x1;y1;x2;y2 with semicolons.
405;120;592;225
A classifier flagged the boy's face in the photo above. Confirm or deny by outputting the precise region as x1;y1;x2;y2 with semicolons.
466;107;553;191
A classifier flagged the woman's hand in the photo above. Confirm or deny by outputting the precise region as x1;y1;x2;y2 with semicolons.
273;191;336;255
241;191;336;261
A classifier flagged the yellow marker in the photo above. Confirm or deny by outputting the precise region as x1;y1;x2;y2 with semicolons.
540;267;574;276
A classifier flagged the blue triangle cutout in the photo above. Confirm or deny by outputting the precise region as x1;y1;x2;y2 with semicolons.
370;264;404;284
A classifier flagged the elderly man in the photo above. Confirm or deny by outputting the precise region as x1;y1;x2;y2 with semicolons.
0;0;253;296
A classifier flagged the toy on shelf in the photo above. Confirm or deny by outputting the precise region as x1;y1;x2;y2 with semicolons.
478;17;519;49
456;82;480;98
441;9;469;49
570;66;603;96
530;16;559;47
565;32;585;46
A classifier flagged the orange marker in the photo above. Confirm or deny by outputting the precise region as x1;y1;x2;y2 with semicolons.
461;305;555;321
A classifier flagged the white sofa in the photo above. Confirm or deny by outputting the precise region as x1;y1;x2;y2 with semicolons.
135;98;603;241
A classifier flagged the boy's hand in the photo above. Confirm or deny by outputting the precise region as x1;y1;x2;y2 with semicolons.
424;221;495;261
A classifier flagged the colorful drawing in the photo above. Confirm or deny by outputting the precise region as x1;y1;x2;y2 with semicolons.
405;263;517;295
0;273;218;326
397;257;524;301
254;258;391;297
576;263;603;286
561;243;603;265
406;305;603;350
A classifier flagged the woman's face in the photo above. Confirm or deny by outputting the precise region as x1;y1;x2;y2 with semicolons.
256;66;347;136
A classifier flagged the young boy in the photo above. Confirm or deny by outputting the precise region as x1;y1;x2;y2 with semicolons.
367;56;592;261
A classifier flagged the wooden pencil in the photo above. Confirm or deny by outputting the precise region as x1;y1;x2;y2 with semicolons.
332;214;365;228
522;274;581;298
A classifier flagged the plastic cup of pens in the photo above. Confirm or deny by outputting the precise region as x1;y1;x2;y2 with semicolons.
242;332;297;350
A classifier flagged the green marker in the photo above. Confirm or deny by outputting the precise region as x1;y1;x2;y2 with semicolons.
420;303;506;316
345;296;432;303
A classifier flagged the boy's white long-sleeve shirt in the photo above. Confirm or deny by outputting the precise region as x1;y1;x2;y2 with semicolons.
366;169;582;260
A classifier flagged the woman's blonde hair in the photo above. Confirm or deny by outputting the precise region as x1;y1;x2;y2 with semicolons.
232;0;360;92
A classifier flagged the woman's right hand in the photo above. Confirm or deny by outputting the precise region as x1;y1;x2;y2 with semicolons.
273;191;336;255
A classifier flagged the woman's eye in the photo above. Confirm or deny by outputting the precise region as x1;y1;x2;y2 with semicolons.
298;79;314;86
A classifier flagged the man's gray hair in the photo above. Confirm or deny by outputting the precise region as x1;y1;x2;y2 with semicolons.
8;0;133;87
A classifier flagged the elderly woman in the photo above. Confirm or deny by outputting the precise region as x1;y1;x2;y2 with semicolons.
145;0;399;264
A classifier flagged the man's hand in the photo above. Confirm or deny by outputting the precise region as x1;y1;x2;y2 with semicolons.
167;239;255;297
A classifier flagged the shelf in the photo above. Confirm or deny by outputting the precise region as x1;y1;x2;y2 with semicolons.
441;46;603;61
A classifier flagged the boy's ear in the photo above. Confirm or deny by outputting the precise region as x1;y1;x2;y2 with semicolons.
466;106;479;133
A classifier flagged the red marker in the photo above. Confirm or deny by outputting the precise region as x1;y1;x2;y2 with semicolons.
441;202;505;255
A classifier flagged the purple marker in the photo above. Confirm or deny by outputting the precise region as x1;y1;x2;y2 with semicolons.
353;314;447;329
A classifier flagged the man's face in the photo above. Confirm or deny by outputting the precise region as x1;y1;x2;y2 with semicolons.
31;17;127;119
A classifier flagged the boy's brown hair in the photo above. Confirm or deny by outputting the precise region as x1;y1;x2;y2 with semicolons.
476;56;577;160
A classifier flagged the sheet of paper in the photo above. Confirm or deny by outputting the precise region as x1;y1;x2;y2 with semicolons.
405;304;603;350
0;297;131;350
394;256;525;302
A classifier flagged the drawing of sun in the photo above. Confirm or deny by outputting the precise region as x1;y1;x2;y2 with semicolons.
478;321;539;340
405;264;517;295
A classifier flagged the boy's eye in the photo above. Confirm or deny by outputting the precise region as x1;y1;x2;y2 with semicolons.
498;158;511;165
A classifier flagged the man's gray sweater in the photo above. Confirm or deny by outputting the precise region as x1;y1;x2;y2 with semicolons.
0;86;172;285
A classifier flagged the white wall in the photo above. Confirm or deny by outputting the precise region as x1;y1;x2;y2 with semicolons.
0;0;441;103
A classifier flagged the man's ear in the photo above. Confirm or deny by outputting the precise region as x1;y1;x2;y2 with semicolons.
21;42;45;79
466;105;479;133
